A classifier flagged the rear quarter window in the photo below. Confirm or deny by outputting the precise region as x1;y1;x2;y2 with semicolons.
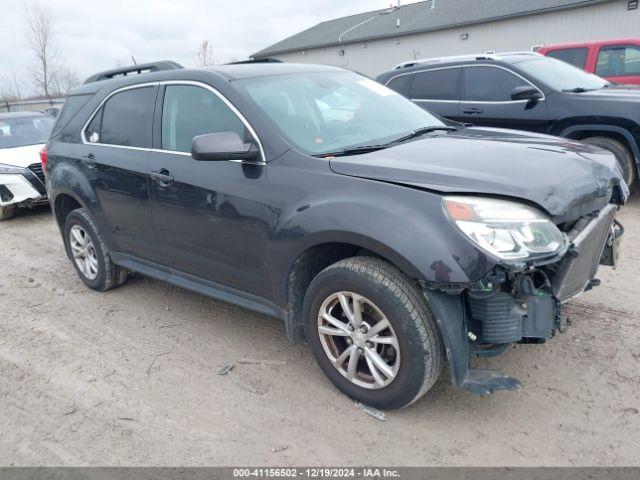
50;94;92;139
385;75;412;97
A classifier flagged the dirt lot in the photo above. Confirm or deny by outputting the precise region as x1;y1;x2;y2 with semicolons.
0;198;639;467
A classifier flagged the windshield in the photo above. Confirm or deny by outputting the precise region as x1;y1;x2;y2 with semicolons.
516;56;609;92
0;115;54;149
235;71;445;155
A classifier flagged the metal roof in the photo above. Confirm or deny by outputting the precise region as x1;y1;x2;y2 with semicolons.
253;0;615;57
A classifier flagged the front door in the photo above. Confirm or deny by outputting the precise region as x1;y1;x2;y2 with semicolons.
79;84;161;263
460;65;548;133
147;83;270;297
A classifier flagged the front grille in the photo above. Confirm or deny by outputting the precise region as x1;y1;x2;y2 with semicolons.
25;163;47;196
28;163;45;184
551;205;617;302
0;185;14;203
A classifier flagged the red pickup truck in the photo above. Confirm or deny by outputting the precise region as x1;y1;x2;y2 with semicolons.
538;39;640;85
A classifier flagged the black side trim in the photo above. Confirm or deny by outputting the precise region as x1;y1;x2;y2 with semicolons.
423;288;521;395
110;252;286;321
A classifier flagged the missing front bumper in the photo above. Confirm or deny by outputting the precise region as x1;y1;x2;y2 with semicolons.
423;204;623;395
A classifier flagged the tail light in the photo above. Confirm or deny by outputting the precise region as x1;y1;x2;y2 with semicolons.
40;146;48;171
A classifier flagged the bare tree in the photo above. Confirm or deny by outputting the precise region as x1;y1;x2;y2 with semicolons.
196;40;215;67
0;66;24;102
24;4;57;99
6;66;25;100
52;66;80;96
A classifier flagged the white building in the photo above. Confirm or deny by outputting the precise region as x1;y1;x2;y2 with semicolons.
252;0;640;77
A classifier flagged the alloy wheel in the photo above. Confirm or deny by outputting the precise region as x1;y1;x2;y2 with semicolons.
317;291;400;389
69;225;99;280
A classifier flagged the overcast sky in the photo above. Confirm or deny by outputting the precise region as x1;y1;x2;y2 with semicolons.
0;0;421;96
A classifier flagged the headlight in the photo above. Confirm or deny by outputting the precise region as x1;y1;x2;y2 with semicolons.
0;163;25;175
442;196;566;262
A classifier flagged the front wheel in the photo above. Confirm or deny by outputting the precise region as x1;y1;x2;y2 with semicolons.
583;136;636;190
303;257;444;410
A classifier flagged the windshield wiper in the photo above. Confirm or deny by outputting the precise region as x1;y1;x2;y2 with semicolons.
387;126;458;145
318;126;458;158
562;87;595;93
319;144;389;157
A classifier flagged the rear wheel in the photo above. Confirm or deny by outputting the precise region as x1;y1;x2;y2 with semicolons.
583;136;636;190
0;205;17;221
303;257;444;410
63;208;128;291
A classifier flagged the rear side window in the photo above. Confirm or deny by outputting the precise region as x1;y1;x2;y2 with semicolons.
385;75;412;97
596;45;640;76
546;48;588;68
50;94;91;138
464;66;530;102
409;68;460;101
161;85;248;153
85;86;155;148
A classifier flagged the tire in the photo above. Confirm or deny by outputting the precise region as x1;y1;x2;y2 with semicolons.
0;205;17;221
583;136;636;190
303;256;444;410
63;208;128;291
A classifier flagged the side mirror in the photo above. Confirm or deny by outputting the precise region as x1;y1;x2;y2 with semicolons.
511;86;543;101
191;131;260;162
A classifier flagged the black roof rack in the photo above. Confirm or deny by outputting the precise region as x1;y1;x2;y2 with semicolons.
83;61;183;84
226;58;283;65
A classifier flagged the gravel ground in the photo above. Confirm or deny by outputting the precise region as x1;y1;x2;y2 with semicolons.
0;198;638;467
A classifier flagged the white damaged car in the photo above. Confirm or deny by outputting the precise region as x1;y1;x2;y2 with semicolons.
0;111;54;220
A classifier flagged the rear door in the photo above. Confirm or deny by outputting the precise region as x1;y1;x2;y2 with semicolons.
79;84;161;263
460;65;548;132
147;82;270;297
404;67;461;121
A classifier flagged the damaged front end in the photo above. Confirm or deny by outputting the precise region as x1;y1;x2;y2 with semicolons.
423;203;624;395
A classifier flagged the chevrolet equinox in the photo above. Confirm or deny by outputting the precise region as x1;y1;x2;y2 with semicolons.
44;61;627;409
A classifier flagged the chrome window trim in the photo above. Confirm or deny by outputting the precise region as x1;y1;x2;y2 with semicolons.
384;63;545;104
81;80;267;164
157;80;266;164
81;82;159;150
461;64;546;103
385;65;461;102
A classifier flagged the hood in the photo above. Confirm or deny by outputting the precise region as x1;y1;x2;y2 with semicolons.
329;127;623;221
0;144;44;168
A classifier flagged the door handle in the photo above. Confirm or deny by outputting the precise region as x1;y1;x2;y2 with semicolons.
150;169;174;185
463;107;484;115
81;153;96;169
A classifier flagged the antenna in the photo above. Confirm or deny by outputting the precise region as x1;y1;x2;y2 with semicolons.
131;56;137;65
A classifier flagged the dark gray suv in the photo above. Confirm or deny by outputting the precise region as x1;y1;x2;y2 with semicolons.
44;61;627;409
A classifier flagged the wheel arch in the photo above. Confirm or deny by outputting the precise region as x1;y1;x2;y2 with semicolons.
282;234;425;344
52;190;87;232
559;123;640;170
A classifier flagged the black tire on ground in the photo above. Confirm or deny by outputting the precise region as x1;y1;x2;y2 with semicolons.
583;136;636;190
303;256;444;410
63;208;128;291
0;205;17;221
